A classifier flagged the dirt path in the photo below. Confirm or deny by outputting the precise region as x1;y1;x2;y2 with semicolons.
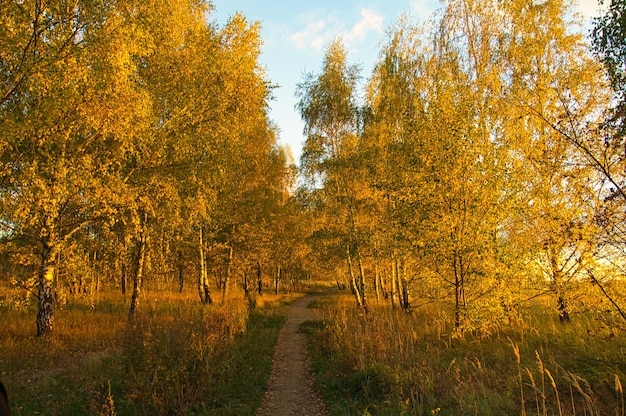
256;294;328;416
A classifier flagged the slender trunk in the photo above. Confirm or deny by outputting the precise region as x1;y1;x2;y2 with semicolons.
202;240;212;303
90;251;97;309
178;250;184;293
396;258;404;309
553;277;569;323
390;255;398;309
93;251;99;293
548;246;570;323
37;233;58;336
356;246;367;311
379;263;388;299
128;214;148;322
453;249;465;328
243;271;249;296
222;245;232;304
374;257;381;304
198;228;206;303
257;261;262;295
121;261;127;296
275;264;280;295
400;260;410;312
556;294;570;322
347;248;363;308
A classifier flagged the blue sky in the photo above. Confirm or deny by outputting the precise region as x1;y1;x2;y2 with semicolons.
209;0;603;165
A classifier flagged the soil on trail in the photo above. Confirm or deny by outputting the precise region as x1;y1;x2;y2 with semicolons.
256;294;328;416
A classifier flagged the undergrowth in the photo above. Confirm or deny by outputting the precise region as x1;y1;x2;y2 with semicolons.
0;289;291;415
304;293;626;416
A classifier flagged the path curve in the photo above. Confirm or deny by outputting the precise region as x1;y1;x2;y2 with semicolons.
256;294;327;416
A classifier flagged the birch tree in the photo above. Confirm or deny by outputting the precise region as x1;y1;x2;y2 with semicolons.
296;39;370;309
0;0;151;335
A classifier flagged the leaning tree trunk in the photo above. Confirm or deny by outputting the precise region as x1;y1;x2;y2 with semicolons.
36;229;59;336
197;228;212;304
356;245;368;311
347;247;363;308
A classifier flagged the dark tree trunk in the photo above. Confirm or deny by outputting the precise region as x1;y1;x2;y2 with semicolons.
557;294;570;322
128;214;148;323
390;255;398;310
121;261;127;296
37;233;58;336
178;250;184;293
453;249;465;329
222;245;233;304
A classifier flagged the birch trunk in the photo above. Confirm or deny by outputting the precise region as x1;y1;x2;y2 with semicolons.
400;261;410;312
36;232;58;336
453;249;465;328
356;246;368;311
275;264;280;295
347;248;363;308
374;257;381;304
198;228;206;303
128;214;148;322
390;255;398;310
222;245;233;304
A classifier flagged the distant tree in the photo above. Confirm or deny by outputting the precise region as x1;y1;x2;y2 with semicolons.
296;39;370;310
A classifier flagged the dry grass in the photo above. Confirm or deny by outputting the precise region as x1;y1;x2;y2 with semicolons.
307;292;626;415
0;283;296;415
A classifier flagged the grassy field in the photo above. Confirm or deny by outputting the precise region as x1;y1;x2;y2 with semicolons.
4;284;625;415
0;286;299;415
303;292;626;416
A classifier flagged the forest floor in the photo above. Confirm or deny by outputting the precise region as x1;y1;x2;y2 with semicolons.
256;293;328;416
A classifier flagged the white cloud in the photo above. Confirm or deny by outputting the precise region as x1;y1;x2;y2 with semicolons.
289;8;384;51
289;19;332;50
343;9;384;45
410;0;438;22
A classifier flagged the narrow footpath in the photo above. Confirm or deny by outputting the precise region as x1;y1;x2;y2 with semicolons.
256;294;328;416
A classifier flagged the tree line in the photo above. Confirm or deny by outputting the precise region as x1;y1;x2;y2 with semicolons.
3;0;626;338
0;0;307;336
295;0;626;333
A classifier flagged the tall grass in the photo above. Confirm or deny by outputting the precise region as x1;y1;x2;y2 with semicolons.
306;293;626;415
0;287;294;415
